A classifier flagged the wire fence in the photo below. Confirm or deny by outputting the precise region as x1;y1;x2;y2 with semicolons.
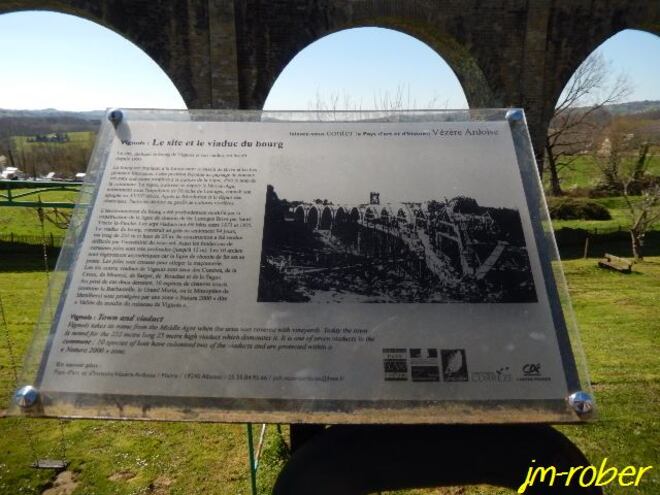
0;226;631;250
553;225;629;242
0;232;64;247
0;225;652;265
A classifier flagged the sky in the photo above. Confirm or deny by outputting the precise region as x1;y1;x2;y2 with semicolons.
0;11;658;111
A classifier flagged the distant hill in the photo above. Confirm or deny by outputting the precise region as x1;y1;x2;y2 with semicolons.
0;109;103;153
0;108;105;121
600;100;660;116
1;100;658;148
2;101;660;122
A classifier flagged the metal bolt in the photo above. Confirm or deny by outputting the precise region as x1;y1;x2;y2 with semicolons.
14;385;40;409
568;391;594;417
505;108;524;122
107;108;124;127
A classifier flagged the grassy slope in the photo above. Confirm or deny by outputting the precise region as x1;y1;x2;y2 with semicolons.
550;196;660;232
544;155;660;231
0;252;658;494
2;190;654;240
0;189;79;239
0;252;258;495
2;183;656;242
1;164;658;493
546;154;660;191
10;131;96;153
556;260;659;494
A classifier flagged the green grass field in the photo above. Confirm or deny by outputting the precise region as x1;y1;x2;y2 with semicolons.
0;189;79;243
550;196;660;232
1;189;654;244
0;255;657;494
7;131;96;180
10;132;96;155
544;154;660;192
0;172;658;494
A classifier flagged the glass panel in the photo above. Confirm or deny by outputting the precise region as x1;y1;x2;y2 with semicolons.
9;109;592;423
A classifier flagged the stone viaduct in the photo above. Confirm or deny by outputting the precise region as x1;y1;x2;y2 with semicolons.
288;199;502;278
2;1;659;163
291;202;422;230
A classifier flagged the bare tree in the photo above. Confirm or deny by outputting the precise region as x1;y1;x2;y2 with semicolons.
593;131;659;260
624;183;659;261
591;117;656;195
545;51;631;195
308;84;447;120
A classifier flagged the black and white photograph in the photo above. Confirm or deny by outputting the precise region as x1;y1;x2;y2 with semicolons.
258;184;537;303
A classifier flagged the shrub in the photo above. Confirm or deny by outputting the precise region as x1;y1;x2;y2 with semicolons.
547;197;612;220
589;174;659;197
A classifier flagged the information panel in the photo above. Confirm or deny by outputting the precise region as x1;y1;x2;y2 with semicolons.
17;110;591;423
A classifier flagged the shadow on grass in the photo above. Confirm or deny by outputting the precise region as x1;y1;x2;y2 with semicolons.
0;243;59;272
556;230;660;260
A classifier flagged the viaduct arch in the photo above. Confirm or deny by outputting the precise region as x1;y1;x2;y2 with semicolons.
2;1;659;161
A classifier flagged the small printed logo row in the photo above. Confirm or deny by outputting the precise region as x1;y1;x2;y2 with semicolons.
382;348;549;383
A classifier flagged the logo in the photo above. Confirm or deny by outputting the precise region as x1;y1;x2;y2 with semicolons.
522;363;541;376
517;362;551;382
441;349;468;382
409;348;440;382
471;366;511;383
383;348;408;381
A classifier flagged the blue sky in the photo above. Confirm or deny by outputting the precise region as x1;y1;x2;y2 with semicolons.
263;27;469;110
0;11;658;111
